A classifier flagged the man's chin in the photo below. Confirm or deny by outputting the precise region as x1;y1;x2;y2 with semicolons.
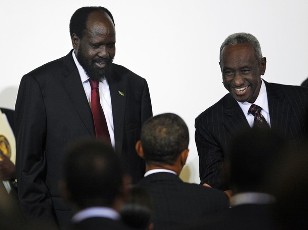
232;93;249;103
86;70;103;81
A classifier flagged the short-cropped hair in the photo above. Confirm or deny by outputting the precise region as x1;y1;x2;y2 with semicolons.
141;113;189;165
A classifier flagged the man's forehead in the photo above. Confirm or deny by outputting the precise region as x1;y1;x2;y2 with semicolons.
84;12;115;37
223;43;254;53
87;10;113;26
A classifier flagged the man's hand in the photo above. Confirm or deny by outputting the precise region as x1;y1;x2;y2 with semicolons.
224;189;233;200
203;183;232;200
202;183;212;188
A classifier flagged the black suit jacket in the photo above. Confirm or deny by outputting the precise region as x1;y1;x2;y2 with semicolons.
138;172;229;230
15;51;152;227
195;81;308;190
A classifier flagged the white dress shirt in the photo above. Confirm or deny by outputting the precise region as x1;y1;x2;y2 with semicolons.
72;51;115;147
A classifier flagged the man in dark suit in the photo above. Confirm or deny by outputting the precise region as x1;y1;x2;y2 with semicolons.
195;32;308;193
136;113;229;230
61;139;133;230
301;77;308;87
15;6;152;229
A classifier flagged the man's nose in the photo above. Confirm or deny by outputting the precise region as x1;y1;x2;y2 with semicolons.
97;46;108;57
233;72;244;85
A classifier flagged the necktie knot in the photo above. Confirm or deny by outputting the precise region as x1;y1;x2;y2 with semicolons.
89;79;99;90
248;104;262;116
248;104;270;129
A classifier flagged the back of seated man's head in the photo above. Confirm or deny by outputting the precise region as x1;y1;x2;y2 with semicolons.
140;113;189;166
120;185;153;229
62;138;125;209
227;128;285;193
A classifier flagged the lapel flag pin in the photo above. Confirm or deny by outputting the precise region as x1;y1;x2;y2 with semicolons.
118;91;125;96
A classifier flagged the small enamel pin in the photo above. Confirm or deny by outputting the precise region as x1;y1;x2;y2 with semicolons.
118;91;125;96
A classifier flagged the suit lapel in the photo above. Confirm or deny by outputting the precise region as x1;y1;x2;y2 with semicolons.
223;94;250;135
265;82;292;136
61;51;95;135
108;65;126;154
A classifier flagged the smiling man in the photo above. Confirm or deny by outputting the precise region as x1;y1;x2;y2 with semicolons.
195;32;308;194
15;6;152;229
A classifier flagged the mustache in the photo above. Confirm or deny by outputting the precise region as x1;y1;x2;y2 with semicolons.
93;57;113;64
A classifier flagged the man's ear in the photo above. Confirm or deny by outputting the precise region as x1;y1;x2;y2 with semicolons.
135;140;144;159
260;57;266;75
71;33;80;50
180;149;189;167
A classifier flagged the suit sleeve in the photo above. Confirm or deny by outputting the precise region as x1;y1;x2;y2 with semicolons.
195;116;227;190
15;75;56;222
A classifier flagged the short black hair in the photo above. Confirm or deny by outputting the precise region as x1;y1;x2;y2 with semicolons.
141;113;189;165
63;138;123;208
120;186;153;229
69;6;115;38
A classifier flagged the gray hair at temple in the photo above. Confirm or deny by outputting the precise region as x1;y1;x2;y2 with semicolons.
219;32;263;61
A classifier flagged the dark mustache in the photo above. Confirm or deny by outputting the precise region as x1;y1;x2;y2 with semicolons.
94;57;113;64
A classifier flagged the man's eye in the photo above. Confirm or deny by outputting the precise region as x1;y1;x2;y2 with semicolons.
106;43;115;49
91;44;100;49
224;70;234;76
241;69;252;74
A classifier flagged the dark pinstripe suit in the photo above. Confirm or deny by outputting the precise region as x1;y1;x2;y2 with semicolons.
195;81;308;190
138;172;229;230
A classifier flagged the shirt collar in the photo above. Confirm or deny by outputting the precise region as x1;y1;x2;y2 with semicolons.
72;51;108;85
230;192;275;207
72;207;120;223
144;169;177;177
72;50;89;84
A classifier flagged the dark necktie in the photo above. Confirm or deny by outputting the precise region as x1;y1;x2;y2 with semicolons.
248;104;270;129
89;79;111;145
